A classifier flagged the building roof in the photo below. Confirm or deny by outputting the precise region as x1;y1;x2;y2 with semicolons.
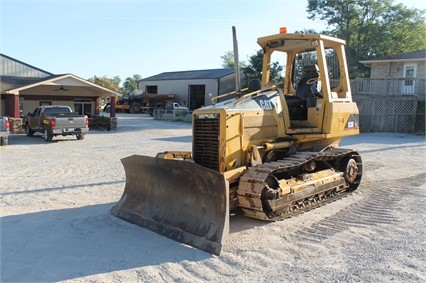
1;73;121;96
1;53;121;96
359;49;426;64
141;68;235;81
0;53;54;77
0;75;62;92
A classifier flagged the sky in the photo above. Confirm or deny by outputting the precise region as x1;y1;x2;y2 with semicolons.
1;0;425;83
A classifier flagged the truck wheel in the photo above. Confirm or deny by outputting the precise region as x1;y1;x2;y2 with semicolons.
76;134;85;140
44;128;53;142
0;138;7;146
130;102;141;113
25;124;34;137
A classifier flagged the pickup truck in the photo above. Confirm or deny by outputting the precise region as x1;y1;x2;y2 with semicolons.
165;102;190;116
24;105;89;142
0;116;10;146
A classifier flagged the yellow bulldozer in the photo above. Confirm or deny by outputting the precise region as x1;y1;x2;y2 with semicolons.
111;27;363;255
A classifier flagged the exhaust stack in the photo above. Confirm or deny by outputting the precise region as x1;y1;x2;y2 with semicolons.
232;26;242;98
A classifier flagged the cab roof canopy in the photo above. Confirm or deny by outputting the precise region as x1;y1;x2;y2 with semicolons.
257;33;346;52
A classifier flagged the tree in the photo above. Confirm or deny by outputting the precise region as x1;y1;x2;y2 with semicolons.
307;0;426;78
122;74;142;94
89;75;122;94
243;50;283;86
220;50;247;68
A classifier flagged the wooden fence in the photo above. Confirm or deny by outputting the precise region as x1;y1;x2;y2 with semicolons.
351;78;425;133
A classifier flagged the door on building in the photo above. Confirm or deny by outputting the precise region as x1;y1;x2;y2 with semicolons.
74;99;93;117
188;85;205;110
402;63;416;95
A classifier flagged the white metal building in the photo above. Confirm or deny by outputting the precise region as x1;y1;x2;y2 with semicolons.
138;68;237;110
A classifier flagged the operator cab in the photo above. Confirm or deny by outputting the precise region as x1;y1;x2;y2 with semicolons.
257;30;349;132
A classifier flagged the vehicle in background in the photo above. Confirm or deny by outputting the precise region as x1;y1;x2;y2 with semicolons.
105;92;184;115
0;116;10;146
24;105;89;142
154;101;190;117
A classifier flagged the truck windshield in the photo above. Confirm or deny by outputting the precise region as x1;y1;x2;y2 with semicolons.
43;107;71;113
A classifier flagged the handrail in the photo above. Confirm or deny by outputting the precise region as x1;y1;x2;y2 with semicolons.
211;85;279;104
351;78;425;97
211;88;248;104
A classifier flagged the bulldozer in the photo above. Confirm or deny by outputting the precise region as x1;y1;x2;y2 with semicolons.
111;27;362;255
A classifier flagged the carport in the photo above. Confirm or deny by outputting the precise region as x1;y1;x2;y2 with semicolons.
1;73;120;118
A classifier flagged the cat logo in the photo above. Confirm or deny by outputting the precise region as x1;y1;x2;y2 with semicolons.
344;114;360;130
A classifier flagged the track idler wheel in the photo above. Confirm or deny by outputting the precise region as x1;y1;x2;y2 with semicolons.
342;153;363;191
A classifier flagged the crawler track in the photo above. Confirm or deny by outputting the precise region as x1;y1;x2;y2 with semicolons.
237;148;363;221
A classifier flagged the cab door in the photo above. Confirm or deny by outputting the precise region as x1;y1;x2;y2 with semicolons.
28;107;42;129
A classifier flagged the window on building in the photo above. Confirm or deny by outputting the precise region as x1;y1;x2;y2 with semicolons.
146;85;158;94
74;99;93;117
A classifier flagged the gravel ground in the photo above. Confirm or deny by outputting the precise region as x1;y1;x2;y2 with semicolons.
1;113;425;282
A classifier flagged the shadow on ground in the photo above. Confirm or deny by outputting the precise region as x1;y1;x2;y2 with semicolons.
1;203;210;282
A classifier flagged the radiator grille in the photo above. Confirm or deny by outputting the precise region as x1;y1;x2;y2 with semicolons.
193;116;220;171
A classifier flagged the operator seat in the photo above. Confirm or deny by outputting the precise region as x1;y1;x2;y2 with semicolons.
287;64;321;121
248;79;262;92
295;64;322;99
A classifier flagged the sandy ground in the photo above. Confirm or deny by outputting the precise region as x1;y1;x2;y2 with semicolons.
1;113;425;282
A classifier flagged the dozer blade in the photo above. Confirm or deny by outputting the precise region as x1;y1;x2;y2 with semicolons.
111;155;229;255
